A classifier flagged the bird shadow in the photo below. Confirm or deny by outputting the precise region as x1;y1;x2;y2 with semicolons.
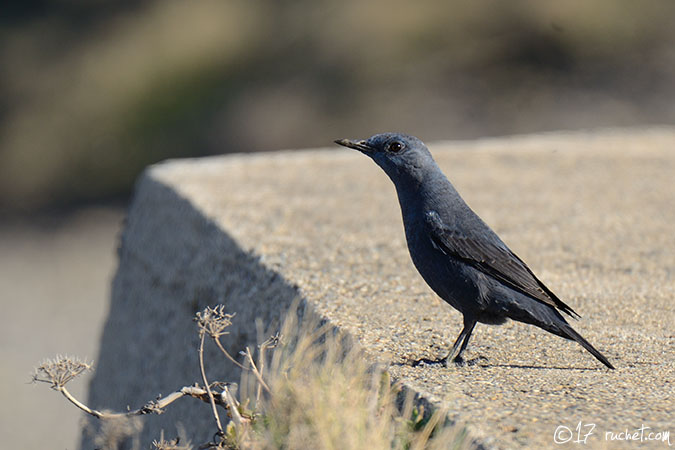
395;355;487;368
484;363;603;371
395;357;606;371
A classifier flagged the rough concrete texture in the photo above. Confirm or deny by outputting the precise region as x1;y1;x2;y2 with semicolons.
86;129;674;448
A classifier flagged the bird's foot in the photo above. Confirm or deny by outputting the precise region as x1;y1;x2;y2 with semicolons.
410;355;488;368
410;356;448;368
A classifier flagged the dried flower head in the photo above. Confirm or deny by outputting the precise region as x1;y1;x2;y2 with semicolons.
195;305;235;339
261;332;282;350
152;431;192;450
32;355;92;389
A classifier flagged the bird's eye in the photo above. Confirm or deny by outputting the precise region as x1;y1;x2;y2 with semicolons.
387;141;404;153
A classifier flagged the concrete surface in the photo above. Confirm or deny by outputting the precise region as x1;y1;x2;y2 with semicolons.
86;129;673;448
0;208;124;450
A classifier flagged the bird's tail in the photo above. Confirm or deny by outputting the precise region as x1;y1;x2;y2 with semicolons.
508;295;615;369
559;323;615;369
501;290;615;369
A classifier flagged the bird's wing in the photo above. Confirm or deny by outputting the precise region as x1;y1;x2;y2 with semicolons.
425;211;579;318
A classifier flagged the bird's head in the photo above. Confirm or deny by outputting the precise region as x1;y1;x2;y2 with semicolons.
334;133;435;183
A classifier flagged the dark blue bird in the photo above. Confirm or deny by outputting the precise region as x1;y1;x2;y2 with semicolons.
335;133;614;369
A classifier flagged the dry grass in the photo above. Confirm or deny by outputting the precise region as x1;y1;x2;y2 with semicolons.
33;303;472;449
230;307;470;450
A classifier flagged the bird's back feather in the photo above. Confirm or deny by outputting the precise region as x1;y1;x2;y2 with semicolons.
424;210;580;318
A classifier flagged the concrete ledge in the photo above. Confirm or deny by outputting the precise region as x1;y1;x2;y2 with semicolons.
86;128;674;448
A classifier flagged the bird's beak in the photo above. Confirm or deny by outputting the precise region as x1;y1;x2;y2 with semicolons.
334;138;373;153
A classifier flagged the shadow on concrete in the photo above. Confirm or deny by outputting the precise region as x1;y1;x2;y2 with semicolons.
82;174;302;448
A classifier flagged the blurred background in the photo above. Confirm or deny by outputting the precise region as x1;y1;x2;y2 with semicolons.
1;0;674;448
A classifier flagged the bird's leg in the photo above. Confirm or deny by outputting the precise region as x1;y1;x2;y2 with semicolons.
411;319;477;367
447;319;476;366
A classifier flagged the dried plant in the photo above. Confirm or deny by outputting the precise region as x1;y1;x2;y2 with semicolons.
32;355;92;389
196;306;235;339
152;431;192;450
35;304;472;449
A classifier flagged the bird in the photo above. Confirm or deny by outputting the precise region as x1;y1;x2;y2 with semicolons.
335;133;614;369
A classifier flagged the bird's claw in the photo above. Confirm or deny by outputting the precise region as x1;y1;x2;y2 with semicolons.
410;356;448;368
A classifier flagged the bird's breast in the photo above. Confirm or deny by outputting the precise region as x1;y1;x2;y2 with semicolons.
402;219;483;314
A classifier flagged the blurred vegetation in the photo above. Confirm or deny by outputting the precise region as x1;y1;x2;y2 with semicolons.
1;0;674;213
